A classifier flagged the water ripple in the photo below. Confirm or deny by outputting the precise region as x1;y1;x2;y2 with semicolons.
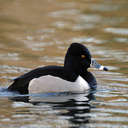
105;28;128;35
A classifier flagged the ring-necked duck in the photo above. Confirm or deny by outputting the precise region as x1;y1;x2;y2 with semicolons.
8;43;108;94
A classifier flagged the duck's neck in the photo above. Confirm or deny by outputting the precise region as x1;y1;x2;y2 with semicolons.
64;55;81;75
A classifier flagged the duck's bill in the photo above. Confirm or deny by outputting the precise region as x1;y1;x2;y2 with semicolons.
91;59;108;71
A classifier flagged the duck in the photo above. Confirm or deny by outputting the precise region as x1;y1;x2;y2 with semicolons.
8;43;108;94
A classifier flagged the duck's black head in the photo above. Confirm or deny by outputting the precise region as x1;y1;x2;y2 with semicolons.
64;43;108;75
64;43;91;74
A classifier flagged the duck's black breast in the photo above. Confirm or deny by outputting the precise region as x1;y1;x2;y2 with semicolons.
8;66;78;94
80;71;97;90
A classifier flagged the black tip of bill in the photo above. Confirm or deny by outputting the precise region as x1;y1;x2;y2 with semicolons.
91;59;108;71
103;67;108;71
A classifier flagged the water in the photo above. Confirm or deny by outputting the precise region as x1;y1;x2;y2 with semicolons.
0;0;128;127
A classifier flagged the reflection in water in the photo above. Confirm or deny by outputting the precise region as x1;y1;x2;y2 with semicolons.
53;93;95;127
54;100;91;126
9;91;96;127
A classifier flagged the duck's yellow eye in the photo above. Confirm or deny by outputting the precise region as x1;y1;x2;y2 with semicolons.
81;55;86;59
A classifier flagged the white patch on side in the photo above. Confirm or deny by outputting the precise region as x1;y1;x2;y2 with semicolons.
28;75;90;94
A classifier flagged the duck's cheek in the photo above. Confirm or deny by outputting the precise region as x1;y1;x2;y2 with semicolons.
81;60;90;69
